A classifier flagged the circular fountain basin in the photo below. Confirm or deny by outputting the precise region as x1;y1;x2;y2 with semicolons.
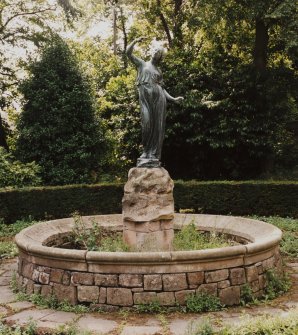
15;214;282;307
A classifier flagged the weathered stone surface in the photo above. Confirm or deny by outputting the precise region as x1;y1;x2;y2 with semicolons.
107;288;133;306
230;268;246;285
187;272;204;286
250;280;260;293
22;262;34;279
39;272;50;285
256;262;263;274
78;286;99;303
205;269;229;283
157;292;175;306
219;286;240;306
119;274;143;287
122;168;174;222
262;256;275;271
259;274;266;289
218;280;230;289
144;275;162;291
33;284;41;294
134;292;157;304
163;274;187;291
245;266;259;282
62;271;71;285
26;279;34;295
174;290;195;305
99;287;107;304
197;283;217;296
77;315;118;334
32;269;40;282
53;284;77;305
121;326;162;335
50;269;64;283
94;274;118;286
41;285;52;297
71;272;94;286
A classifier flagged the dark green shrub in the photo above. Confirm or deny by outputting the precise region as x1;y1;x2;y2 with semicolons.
15;37;107;185
0;181;296;224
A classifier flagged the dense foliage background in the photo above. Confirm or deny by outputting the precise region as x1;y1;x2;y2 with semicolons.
0;0;297;185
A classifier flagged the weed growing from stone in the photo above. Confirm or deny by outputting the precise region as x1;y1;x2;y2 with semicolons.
185;318;214;335
135;300;167;314
0;319;36;335
173;223;235;251
185;292;223;313
71;212;130;252
16;292;89;314
264;269;291;300
240;269;291;305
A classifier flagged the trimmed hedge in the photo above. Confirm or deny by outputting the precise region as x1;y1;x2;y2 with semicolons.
0;181;297;223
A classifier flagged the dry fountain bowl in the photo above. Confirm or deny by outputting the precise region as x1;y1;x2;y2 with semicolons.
15;214;282;308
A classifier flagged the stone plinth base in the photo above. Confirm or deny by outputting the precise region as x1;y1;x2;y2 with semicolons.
122;167;174;251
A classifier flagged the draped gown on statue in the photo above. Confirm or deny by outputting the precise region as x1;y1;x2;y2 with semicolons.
128;52;167;163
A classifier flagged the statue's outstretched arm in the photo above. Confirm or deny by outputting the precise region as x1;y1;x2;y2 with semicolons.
126;38;145;67
163;89;184;103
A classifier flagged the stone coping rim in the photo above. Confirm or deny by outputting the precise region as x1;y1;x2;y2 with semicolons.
15;214;282;265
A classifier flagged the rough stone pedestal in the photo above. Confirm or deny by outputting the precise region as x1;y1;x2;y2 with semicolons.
122;167;174;251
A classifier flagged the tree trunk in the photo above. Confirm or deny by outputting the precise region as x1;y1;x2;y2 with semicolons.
156;0;172;47
173;0;183;46
253;19;269;73
113;6;118;55
0;113;9;151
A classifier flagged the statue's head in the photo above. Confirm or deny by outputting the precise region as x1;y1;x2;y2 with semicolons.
151;40;165;64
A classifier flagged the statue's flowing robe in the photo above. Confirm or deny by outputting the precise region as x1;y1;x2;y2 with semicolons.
136;64;167;159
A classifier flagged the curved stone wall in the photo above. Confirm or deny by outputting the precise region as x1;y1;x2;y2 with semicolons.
15;214;283;308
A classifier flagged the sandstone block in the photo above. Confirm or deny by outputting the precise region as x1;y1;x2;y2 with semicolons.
71;272;94;286
157;292;175;306
250;280;260;293
163;274;188;291
144;275;162;291
107;288;133;306
32;269;40;282
230;268;246;285
134;292;157;304
119;274;143;287
245;266;259;282
218;280;230;289
99;287;107;304
205;269;229;283
39;272;50;285
33;284;42;294
175;290;195;305
53;284;77;305
94;274;118;287
219;286;240;306
41;285;52;297
78;286;99;303
197;283;217;296
62;271;71;285
259;274;266;289
262;256;275;271
255;262;263;274
122;168;174;222
187;272;204;286
26;279;34;295
50;269;64;283
22;262;34;279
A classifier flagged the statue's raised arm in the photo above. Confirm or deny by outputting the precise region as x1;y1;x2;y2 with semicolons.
126;37;145;68
126;38;183;168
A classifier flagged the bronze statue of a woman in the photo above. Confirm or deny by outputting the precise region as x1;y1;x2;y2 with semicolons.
126;37;183;168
